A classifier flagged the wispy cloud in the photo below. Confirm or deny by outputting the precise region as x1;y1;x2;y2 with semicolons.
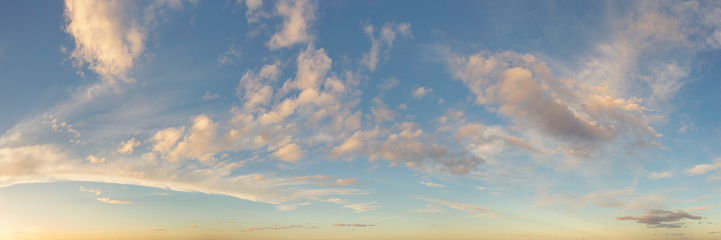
241;224;316;232
416;197;498;218
97;197;131;204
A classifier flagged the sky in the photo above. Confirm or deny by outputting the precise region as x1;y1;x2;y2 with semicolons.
1;0;721;239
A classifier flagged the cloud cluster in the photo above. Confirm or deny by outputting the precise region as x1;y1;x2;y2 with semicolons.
449;51;660;158
617;209;702;228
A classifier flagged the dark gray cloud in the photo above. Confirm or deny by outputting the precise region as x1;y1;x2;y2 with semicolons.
617;209;702;228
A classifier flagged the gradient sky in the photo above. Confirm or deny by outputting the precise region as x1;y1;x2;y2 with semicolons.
1;0;721;239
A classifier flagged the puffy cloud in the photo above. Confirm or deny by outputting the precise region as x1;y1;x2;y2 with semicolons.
370;98;396;124
617;209;701;228
449;51;660;158
86;155;105;164
411;87;432;100
267;0;315;49
362;22;412;71
64;0;145;84
242;224;316;232
237;62;281;110
334;178;356;186
96;197;131;204
648;171;673;180
150;127;185;155
117;138;140;154
272;143;303;162
64;0;188;86
685;158;721;176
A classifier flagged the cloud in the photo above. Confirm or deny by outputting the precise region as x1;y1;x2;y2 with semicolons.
581;188;665;210
334;178;356;186
410;203;445;214
416;197;497;218
97;197;131;204
79;186;102;195
272;143;304;162
218;42;242;66
448;51;660;158
411;87;432;100
147;228;165;231
237;62;281;110
185;224;198;228
683;205;714;212
648;171;673;180
201;91;221;101
241;224;316;232
342;201;381;213
420;181;445;188
64;0;146;84
117;138;141;154
617;209;702;228
362;22;412;71
266;0;315;49
332;223;375;227
377;77;399;91
86;155;105;164
685;158;721;176
0;145;362;205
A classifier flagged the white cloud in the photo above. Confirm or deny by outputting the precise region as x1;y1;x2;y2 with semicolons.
648;171;673;180
420;181;445;188
272;143;303;162
335;178;357;186
117;138;141;154
411;87;432;100
362;22;412;71
86;155;105;163
97;197;131;204
79;186;102;195
342;201;381;213
64;0;145;84
237;62;281;110
266;0;315;50
416;197;498;218
685;158;721;176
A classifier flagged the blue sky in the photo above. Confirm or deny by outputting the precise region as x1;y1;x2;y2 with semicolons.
1;0;721;239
